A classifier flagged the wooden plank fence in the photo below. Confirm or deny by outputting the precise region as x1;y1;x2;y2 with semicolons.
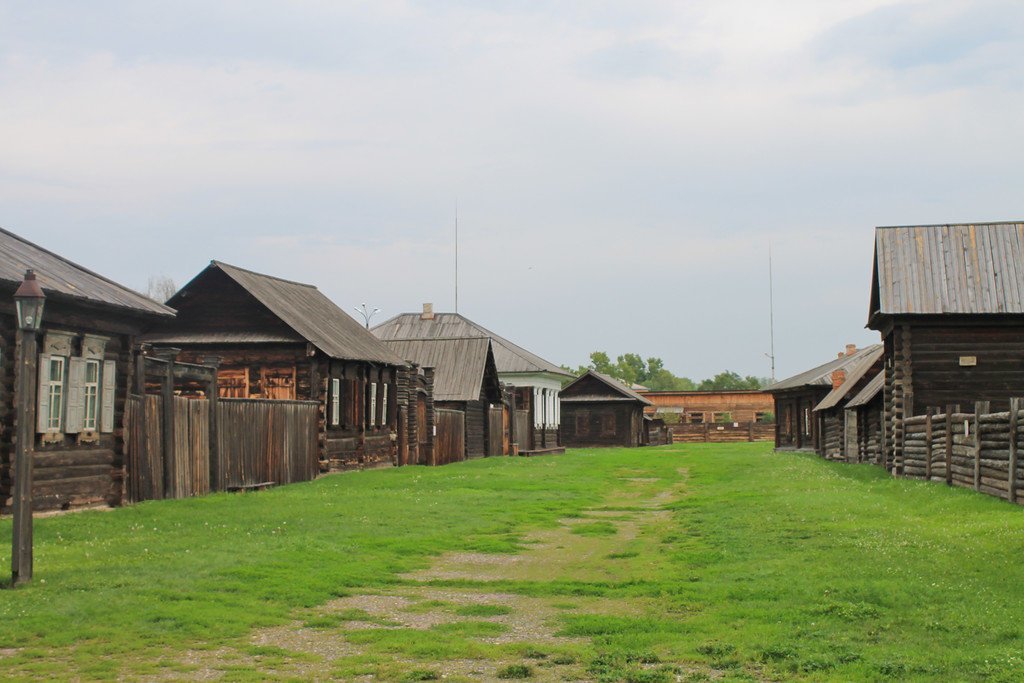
671;421;774;444
217;398;319;490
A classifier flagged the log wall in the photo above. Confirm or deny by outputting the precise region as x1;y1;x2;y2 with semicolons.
670;421;774;443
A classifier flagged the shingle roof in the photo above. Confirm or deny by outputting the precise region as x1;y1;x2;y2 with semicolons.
870;222;1024;325
372;312;572;377
814;346;884;412
846;370;884;409
0;227;174;317
383;337;493;402
561;370;654;405
767;345;883;393
166;261;405;365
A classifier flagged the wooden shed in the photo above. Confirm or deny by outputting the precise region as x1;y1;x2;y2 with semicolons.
811;345;884;461
0;227;175;511
144;261;428;470
373;305;572;453
767;345;881;451
559;371;652;448
868;221;1024;471
383;337;504;463
844;370;885;465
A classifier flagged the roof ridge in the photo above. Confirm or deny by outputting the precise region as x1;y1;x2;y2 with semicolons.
213;260;318;289
876;221;1024;229
0;225;176;315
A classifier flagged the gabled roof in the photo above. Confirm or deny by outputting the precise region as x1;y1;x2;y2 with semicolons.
0;227;174;317
846;370;884;409
561;370;654;405
372;312;572;377
383;337;495;402
165;261;405;365
869;222;1024;326
814;346;884;412
767;345;882;393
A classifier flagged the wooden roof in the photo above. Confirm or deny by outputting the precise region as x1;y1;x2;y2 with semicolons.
372;312;572;377
870;222;1024;326
165;261;405;365
846;370;884;409
813;346;884;412
0;227;174;318
561;370;654;405
768;345;882;393
383;337;496;402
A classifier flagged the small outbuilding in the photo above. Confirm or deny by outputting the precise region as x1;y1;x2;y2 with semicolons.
812;345;884;461
559;371;653;448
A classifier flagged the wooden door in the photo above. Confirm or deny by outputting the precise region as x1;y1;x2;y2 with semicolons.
416;395;429;464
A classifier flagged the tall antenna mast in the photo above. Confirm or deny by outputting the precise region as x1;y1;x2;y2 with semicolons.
454;199;459;313
767;242;776;384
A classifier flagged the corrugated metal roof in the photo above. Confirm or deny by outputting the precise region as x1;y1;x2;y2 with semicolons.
168;262;406;366
561;370;654;405
372;312;572;377
846;370;884;408
871;222;1024;322
814;346;884;412
383;337;492;401
768;345;883;392
0;227;174;317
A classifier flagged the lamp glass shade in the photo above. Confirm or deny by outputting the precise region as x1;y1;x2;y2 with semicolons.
15;297;45;331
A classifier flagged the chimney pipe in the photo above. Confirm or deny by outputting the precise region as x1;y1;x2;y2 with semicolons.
832;368;847;390
421;303;434;320
846;344;857;357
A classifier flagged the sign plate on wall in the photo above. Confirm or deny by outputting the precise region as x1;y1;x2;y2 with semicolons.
959;356;978;367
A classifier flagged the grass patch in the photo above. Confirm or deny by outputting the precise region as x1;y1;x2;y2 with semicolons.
453;604;513;617
570;521;618;536
496;663;534;678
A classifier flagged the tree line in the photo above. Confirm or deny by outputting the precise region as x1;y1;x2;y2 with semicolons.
563;352;770;391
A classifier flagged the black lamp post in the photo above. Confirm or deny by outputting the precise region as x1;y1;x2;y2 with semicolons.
12;269;44;586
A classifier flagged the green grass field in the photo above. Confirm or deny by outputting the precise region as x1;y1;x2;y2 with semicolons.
2;443;1024;681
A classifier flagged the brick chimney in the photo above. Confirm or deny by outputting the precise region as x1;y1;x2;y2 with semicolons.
421;303;434;320
832;368;847;390
846;343;858;357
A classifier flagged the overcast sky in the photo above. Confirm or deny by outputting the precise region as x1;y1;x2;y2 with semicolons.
2;1;1022;381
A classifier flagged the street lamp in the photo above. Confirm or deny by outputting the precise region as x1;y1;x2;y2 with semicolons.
354;303;381;329
12;269;45;587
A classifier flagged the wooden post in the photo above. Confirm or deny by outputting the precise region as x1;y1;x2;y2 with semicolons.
945;405;953;486
1010;398;1020;504
973;401;989;492
204;356;221;491
12;328;38;586
924;409;933;481
748;421;754;442
704;421;709;443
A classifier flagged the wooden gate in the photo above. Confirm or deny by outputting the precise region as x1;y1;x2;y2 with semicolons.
417;396;429;464
488;406;505;456
216;398;318;490
125;394;210;502
515;409;531;450
435;409;465;465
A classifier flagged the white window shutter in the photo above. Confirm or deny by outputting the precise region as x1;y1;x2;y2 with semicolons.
37;353;51;433
370;383;378;427
331;378;340;426
382;384;388;425
100;360;116;433
66;357;86;433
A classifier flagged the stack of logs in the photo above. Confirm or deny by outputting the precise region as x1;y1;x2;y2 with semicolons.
902;399;1022;503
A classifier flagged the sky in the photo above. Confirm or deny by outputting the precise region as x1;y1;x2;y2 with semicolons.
1;1;1022;381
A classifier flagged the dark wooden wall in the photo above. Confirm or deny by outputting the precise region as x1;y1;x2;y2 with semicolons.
772;388;826;450
559;402;644;448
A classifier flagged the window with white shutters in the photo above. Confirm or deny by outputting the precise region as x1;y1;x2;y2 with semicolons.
83;360;100;430
100;360;116;433
38;355;66;433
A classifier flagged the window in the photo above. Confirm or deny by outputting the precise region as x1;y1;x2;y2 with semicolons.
575;414;588;436
331;378;341;426
600;413;616;437
39;355;66;432
83;360;100;430
688;412;705;424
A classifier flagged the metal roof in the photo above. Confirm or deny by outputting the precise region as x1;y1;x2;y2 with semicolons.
767;345;883;393
870;222;1024;324
846;370;884;409
168;261;406;366
814;346;884;412
0;227;174;317
561;370;654;405
372;312;572;377
382;337;493;401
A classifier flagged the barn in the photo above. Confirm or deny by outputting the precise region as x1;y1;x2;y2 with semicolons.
373;305;572;453
383;337;504;463
868;221;1024;471
0;227;175;511
144;261;429;470
559;371;652;448
811;345;884;461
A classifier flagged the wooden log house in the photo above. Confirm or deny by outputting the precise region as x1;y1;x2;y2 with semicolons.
811;345;883;461
639;389;774;424
868;222;1024;472
0;227;175;511
144;261;430;470
767;345;881;451
844;370;885;465
382;336;504;463
373;305;572;454
559;371;652;448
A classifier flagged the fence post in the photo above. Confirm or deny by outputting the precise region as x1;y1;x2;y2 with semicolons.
161;356;176;498
748;421;754;442
1010;398;1020;504
973;402;989;491
925;409;933;481
704;422;709;443
204;356;221;492
944;405;953;486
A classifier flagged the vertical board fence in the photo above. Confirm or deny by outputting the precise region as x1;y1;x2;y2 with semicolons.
216;398;319;490
126;395;318;502
435;409;465;465
487;406;505;456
